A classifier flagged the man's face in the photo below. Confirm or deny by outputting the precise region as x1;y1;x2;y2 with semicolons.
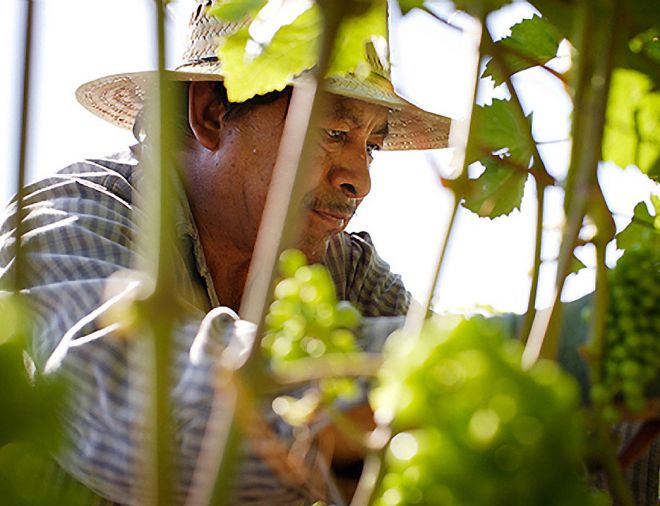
193;89;389;264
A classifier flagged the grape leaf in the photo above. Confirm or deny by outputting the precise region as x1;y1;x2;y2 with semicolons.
467;98;535;166
530;0;660;87
569;253;587;276
602;69;660;180
616;200;660;251
483;15;563;86
526;0;574;44
218;5;320;102
462;158;527;218
218;0;387;102
209;0;267;22
462;99;535;218
329;0;387;76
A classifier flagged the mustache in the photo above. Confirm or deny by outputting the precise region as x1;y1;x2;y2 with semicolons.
302;193;357;218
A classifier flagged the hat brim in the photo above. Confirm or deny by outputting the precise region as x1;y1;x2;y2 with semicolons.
75;63;451;151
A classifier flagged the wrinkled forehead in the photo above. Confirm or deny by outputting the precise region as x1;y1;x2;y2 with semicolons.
320;93;390;134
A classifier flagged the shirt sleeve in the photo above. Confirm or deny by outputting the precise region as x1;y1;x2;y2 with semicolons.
0;164;316;505
324;231;411;317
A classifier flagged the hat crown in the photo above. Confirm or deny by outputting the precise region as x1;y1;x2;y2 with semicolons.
179;0;392;79
181;0;247;66
75;0;451;150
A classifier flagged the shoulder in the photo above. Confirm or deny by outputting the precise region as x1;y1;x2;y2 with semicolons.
325;231;410;316
326;230;389;272
0;150;143;270
1;150;140;233
36;149;138;205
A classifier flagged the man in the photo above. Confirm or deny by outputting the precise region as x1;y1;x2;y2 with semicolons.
1;1;656;505
0;1;451;504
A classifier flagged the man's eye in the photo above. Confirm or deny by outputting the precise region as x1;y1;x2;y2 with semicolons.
324;129;346;141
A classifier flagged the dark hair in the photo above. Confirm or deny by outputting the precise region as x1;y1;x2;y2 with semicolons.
132;81;292;143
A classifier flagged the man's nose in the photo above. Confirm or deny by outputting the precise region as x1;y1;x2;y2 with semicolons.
328;146;371;199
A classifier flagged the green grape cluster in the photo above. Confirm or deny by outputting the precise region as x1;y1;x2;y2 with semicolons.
262;249;362;400
370;316;606;506
592;244;660;419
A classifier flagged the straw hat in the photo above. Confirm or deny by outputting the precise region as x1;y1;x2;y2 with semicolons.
76;0;451;150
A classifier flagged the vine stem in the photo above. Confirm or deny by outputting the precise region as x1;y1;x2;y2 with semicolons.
272;352;383;386
594;421;635;506
405;14;483;333
481;27;556;345
349;446;387;506
404;195;459;333
495;43;569;85
586;188;615;380
586;186;635;504
519;182;545;343
420;6;463;33
522;0;619;368
134;1;182;503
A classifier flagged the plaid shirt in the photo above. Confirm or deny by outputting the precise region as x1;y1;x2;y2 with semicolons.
0;149;410;505
1;150;656;505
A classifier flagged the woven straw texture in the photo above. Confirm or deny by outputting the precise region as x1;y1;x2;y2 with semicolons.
76;0;451;150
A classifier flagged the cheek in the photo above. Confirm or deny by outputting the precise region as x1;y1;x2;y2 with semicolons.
306;146;334;187
244;153;276;216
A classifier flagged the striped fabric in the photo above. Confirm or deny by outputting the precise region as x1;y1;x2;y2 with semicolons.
0;149;410;505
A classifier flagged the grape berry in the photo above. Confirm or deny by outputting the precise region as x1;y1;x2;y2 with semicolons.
262;249;362;401
592;244;660;420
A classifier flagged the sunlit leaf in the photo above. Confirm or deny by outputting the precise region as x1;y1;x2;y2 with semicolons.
462;99;535;217
462;158;527;218
616;200;660;251
218;0;387;102
209;0;267;22
329;0;387;76
525;0;574;43
218;5;320;102
602;69;660;180
483;15;563;86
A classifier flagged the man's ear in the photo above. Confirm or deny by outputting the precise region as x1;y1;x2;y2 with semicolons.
188;81;225;150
